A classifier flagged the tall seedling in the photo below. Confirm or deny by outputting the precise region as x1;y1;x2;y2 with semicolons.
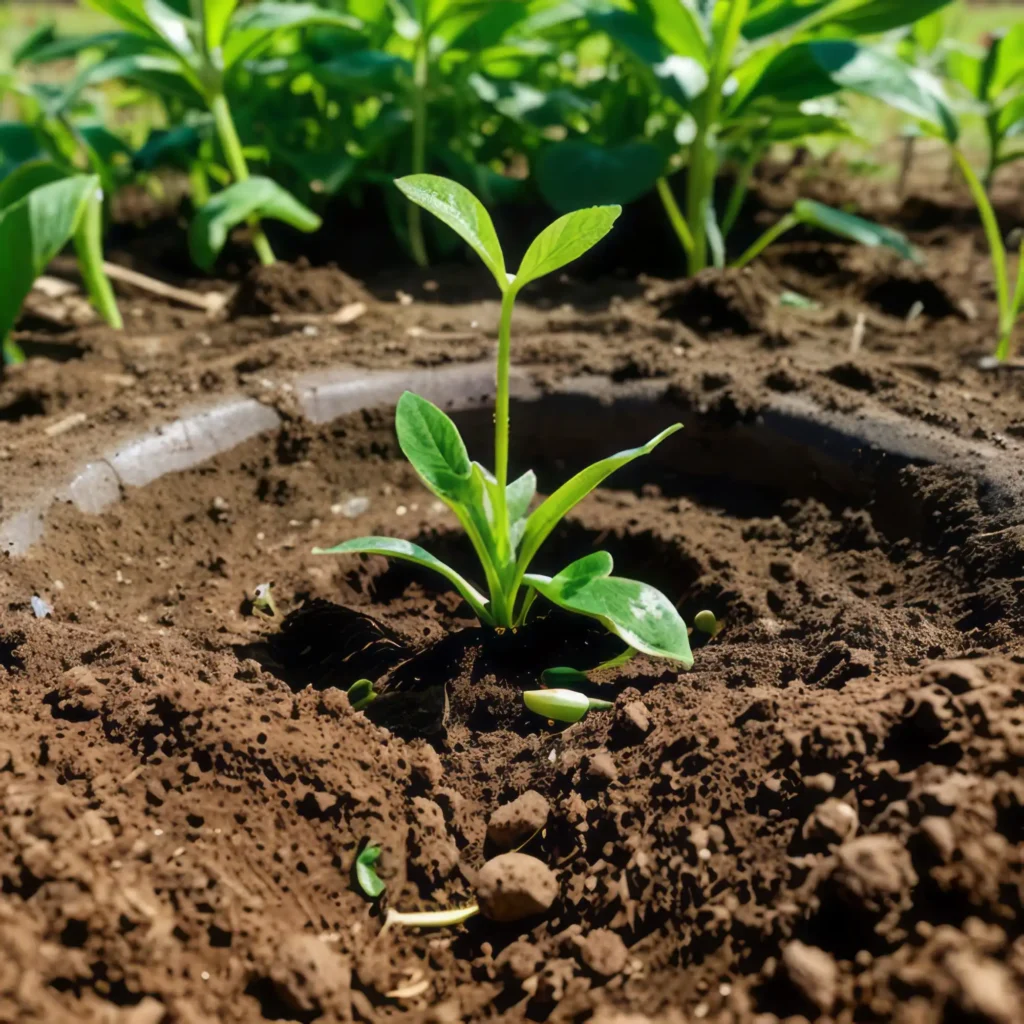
315;175;692;667
43;0;342;266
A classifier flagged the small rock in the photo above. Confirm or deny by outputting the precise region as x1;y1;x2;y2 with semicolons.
312;791;338;813
333;496;370;518
586;752;618;784
803;798;858;846
805;772;836;793
487;791;550;850
919;816;956;861
946;950;1019;1024
496;940;543;981
782;941;837;1012
617;700;651;741
271;934;350;1014
579;929;628;977
832;834;917;914
475;853;558;922
923;658;988;694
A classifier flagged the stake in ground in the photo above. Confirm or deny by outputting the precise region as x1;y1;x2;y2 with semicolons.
315;174;692;668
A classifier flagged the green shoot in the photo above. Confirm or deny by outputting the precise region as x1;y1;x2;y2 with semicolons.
314;175;693;669
694;610;723;638
523;689;614;724
354;843;386;900
382;904;480;932
346;678;378;713
952;149;1024;362
251;581;278;618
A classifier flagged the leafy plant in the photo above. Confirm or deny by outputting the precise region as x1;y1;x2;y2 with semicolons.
23;0;343;267
0;172;116;366
945;25;1024;188
315;174;692;667
950;149;1023;363
567;0;957;273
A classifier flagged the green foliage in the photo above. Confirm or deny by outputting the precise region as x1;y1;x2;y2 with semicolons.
522;688;614;724
354;843;386;899
0;173;97;365
188;176;321;270
316;175;692;667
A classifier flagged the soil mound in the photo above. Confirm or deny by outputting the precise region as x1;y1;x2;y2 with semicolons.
230;259;373;317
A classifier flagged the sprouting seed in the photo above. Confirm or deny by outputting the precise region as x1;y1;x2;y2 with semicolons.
523;688;613;724
346;678;377;712
354;843;386;900
252;582;278;618
694;610;721;637
382;904;480;932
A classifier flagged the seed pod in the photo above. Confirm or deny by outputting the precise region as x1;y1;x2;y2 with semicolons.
523;689;613;724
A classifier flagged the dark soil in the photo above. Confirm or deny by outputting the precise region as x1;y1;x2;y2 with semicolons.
1;162;1023;1023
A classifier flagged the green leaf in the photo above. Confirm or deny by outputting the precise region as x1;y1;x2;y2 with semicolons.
346;678;377;712
201;0;239;51
12;23;57;66
189;176;320;271
535;140;665;214
507;470;536;523
354;844;386;899
141;0;199;61
316;50;411;88
312;536;491;622
740;40;958;141
991;25;1024;97
395;391;473;502
515;425;681;580
222;3;362;70
741;0;954;40
0;123;45;178
524;552;693;666
0;174;96;355
64;53;205;109
514;205;621;289
793;200;917;262
394;174;507;291
0;159;69;211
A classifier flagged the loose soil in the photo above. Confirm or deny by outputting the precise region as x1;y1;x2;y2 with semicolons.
1;162;1023;1024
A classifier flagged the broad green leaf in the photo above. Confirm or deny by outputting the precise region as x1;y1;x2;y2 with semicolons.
142;0;199;61
83;0;164;40
524;553;693;666
395;174;507;291
222;3;362;70
507;470;536;523
12;23;57;66
514;205;621;288
0;159;70;212
643;0;707;55
740;41;957;141
63;53;205;109
741;0;953;40
312;536;491;621
536;140;664;214
514;424;681;579
0;174;96;355
991;25;1024;97
395;391;473;502
1000;95;1024;139
794;199;917;262
354;844;386;899
0;123;45;180
316;50;411;88
189;176;320;271
442;0;532;50
135;122;203;170
200;0;239;51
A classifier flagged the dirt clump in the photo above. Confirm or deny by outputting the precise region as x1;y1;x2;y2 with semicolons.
487;790;551;850
230;257;373;316
476;853;559;922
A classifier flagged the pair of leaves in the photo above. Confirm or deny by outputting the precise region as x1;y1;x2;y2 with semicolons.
792;199;917;262
189;176;321;271
394;173;620;293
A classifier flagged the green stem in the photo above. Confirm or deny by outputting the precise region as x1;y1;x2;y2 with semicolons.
996;237;1024;362
656;176;693;256
408;38;429;267
731;212;799;270
494;287;516;558
953;148;1010;359
983;114;1000;192
684;0;748;276
721;146;760;237
74;190;123;329
2;336;26;366
209;91;275;266
189;161;211;208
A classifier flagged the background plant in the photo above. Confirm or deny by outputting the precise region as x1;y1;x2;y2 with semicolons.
315;174;693;667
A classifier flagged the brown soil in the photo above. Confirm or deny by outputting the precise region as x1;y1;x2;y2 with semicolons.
1;165;1024;1024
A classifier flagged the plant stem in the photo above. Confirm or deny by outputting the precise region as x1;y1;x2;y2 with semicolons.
209;91;276;266
2;336;26;366
408;38;429;267
721;145;760;236
953;148;1011;360
685;0;749;275
494;287;516;557
189;161;211;208
74;191;123;329
656;176;693;256
731;212;798;270
997;237;1024;362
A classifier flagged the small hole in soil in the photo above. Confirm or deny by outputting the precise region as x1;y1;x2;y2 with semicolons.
0;391;47;422
244;976;320;1023
863;275;960;320
0;632;25;672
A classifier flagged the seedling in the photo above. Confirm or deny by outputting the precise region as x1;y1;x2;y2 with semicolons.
315;175;692;668
382;904;480;932
951;149;1024;362
523;689;613;725
354;843;386;900
346;678;378;712
694;609;722;638
251;581;278;618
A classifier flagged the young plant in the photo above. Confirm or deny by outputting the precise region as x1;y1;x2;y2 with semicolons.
0;172;113;367
564;0;957;273
315;175;692;668
25;0;345;267
951;149;1024;363
945;25;1024;189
